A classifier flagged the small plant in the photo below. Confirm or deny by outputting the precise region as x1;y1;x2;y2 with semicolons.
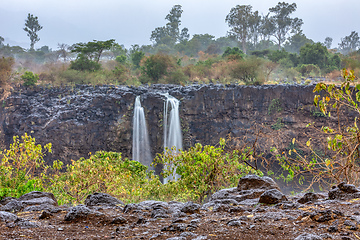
268;98;283;115
21;71;38;87
271;117;284;130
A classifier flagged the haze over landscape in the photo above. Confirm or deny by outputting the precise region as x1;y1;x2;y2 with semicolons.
1;0;359;49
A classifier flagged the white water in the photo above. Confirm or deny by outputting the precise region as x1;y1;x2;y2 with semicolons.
163;93;183;183
132;96;152;169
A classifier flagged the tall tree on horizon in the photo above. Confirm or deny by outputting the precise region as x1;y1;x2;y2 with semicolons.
23;13;43;50
338;31;360;54
269;2;303;49
225;5;254;53
150;5;188;47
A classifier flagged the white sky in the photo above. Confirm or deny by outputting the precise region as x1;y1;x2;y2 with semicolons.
0;0;359;50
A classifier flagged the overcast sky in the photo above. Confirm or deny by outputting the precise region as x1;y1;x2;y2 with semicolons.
1;0;359;50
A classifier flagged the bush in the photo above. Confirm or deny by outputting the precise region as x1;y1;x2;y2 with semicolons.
222;47;244;60
230;57;265;85
115;55;127;64
297;64;321;77
21;71;39;87
70;54;101;72
0;133;52;199
141;53;176;83
47;151;162;205
0;56;15;86
154;139;262;202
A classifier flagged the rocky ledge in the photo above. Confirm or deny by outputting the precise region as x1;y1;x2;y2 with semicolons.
1;175;360;240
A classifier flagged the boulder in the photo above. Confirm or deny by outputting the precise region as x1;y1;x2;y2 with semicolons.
237;174;280;191
64;204;104;221
18;191;58;205
328;182;360;200
0;211;18;222
297;192;323;204
259;189;287;204
84;192;124;207
180;201;200;214
294;233;322;240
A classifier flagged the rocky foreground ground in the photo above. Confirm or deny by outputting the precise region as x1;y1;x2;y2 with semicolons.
2;175;360;240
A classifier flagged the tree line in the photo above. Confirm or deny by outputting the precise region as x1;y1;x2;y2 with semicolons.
0;2;360;87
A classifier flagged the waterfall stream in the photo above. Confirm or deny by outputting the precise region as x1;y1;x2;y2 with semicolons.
132;96;152;169
163;93;183;183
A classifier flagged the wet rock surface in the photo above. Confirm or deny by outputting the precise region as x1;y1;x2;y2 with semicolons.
0;84;324;175
2;178;360;239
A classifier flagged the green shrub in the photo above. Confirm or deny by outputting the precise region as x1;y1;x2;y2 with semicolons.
47;151;162;205
0;133;52;199
230;57;265;85
115;55;127;64
21;71;38;87
154;139;263;202
70;54;101;72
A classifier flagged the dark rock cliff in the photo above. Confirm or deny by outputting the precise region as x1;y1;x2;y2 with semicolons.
0;84;338;169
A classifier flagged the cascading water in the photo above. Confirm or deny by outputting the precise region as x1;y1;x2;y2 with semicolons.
132;96;153;169
163;93;183;183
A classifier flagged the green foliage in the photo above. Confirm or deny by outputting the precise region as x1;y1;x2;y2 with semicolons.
275;69;360;190
297;64;321;77
130;48;145;69
271;117;284;130
230;57;264;85
154;139;263;202
21;71;39;86
72;39;116;63
70;54;101;72
115;55;127;64
268;98;283;115
141;54;175;83
0;133;52;199
48;151;162;205
222;47;244;60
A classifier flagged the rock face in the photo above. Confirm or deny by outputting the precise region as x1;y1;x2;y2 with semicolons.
0;84;332;171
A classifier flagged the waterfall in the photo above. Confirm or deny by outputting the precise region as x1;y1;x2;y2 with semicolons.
163;93;183;183
132;96;152;169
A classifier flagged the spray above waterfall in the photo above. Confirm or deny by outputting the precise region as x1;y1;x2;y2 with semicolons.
132;96;152;169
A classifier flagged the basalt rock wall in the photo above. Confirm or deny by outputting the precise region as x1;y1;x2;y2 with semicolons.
0;84;333;167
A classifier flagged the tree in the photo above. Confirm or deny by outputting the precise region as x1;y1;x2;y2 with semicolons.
284;32;314;53
165;5;183;41
324;37;333;49
179;28;190;42
269;2;303;49
23;13;43;50
0;36;4;47
141;53;175;83
338;31;360;54
299;42;328;69
150;5;186;46
248;10;262;48
71;39;116;63
57;43;70;62
130;45;145;69
225;5;253;53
